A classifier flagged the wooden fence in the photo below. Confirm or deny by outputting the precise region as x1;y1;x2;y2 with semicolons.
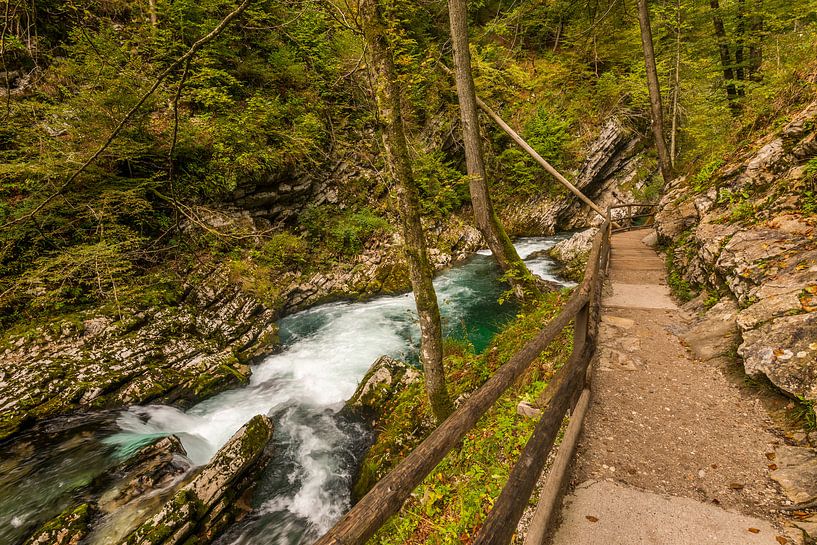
314;215;614;545
610;203;658;233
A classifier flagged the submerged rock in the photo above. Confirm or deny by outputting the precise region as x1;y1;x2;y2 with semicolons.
24;503;93;545
122;414;274;545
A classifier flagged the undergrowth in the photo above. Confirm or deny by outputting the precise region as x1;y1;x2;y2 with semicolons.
356;290;574;545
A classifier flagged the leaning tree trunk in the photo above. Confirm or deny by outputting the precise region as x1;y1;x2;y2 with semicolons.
710;0;740;113
637;0;672;184
446;0;540;301
359;0;453;424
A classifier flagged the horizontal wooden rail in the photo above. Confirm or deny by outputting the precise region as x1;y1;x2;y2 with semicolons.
610;203;658;233
315;218;612;545
472;217;609;545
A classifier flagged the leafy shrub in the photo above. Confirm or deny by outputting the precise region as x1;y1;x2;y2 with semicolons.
330;209;392;256
254;233;308;271
692;159;725;193
496;107;571;198
413;150;469;218
300;205;392;256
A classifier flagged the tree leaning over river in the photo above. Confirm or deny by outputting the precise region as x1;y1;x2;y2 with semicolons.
446;0;541;302
359;0;453;424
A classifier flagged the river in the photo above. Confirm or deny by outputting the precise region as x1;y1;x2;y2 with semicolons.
0;235;571;545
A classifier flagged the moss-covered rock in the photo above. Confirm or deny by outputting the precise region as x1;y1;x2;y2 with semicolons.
121;414;274;545
24;503;93;545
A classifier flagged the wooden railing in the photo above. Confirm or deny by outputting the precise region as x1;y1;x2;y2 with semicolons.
610;203;658;233
315;213;615;545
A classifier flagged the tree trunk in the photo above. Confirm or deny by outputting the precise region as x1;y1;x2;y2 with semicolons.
735;0;746;96
636;0;672;184
748;0;764;81
359;0;453;424
709;0;740;113
446;0;540;301
669;0;682;167
148;0;158;28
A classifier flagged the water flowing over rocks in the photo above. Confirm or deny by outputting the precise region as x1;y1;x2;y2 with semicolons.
122;414;274;545
0;215;483;442
0;270;279;441
654;100;817;403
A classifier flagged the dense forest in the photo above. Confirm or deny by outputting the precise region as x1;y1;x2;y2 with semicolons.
1;0;813;329
1;0;816;544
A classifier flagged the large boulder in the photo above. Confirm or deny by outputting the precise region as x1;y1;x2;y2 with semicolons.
547;228;598;282
345;355;420;425
121;414;274;545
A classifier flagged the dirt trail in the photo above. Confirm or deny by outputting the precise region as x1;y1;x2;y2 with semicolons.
550;230;797;545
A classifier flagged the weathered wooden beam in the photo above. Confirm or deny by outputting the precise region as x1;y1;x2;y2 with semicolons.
315;223;610;545
473;96;608;221
438;62;607;222
472;343;594;545
522;387;592;545
313;288;591;545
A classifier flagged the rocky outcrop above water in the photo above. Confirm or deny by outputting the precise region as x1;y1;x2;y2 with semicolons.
0;269;279;441
548;228;598;282
502;118;650;235
344;355;420;425
655;100;817;402
122;414;274;545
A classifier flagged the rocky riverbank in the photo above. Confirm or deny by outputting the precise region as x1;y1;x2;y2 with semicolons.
654;100;817;405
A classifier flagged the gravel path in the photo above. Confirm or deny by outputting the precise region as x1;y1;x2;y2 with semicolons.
544;230;798;544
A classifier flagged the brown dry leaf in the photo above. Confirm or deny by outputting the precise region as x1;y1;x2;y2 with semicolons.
586;516;599;523
776;536;788;544
766;452;776;460
748;528;760;534
768;463;778;471
805;285;817;295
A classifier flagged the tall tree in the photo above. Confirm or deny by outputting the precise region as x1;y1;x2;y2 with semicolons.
446;0;540;301
359;0;453;423
710;0;740;112
637;0;672;184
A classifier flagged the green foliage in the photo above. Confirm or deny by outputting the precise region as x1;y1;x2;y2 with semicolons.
495;107;572;199
300;206;392;257
802;157;817;215
359;292;573;544
792;395;817;431
413;150;469;218
253;233;308;272
692;159;725;193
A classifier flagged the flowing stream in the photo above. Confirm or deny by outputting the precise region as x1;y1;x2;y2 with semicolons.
0;236;571;545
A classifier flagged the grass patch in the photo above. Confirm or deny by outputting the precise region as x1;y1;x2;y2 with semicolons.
355;290;574;544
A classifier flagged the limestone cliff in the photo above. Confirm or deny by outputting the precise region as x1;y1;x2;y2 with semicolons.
655;100;817;402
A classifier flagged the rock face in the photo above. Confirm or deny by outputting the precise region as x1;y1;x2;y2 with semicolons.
122;414;274;545
502;118;649;235
548;228;598;282
345;355;420;425
0;269;279;441
655;100;817;402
